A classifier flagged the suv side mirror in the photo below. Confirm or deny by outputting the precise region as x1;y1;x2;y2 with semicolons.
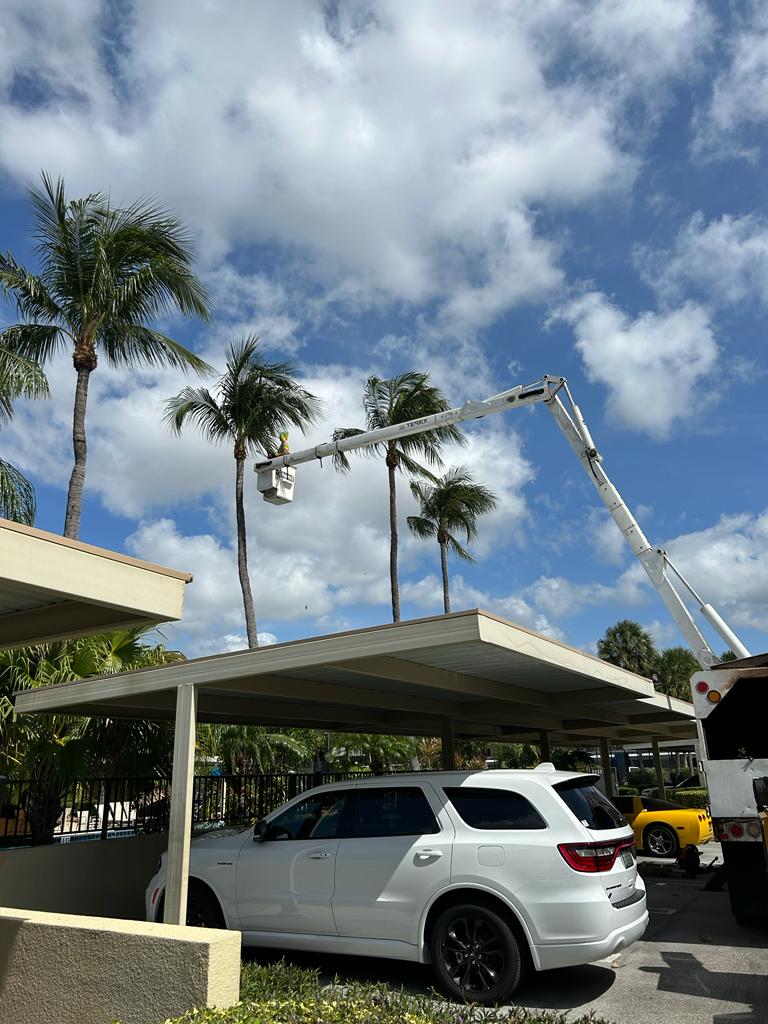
253;819;267;842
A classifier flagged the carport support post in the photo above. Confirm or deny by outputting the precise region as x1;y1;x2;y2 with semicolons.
652;739;667;801
600;737;614;797
441;719;456;771
164;683;198;925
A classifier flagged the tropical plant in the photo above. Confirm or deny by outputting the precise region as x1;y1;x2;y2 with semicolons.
654;646;701;701
330;732;420;775
597;619;658;677
407;466;497;613
0;173;212;539
165;337;321;646
719;649;737;662
333;372;464;621
197;725;315;776
0;344;50;523
0;628;184;843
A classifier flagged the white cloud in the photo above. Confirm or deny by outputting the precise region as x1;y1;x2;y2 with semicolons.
0;0;676;336
693;3;768;161
559;291;718;438
402;572;564;639
586;508;628;566
637;212;768;310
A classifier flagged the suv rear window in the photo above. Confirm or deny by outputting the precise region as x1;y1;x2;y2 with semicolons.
444;787;546;830
554;778;626;830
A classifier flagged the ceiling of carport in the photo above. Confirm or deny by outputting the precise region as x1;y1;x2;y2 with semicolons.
15;609;696;744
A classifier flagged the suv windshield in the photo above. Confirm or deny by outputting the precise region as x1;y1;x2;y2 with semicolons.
554;777;626;830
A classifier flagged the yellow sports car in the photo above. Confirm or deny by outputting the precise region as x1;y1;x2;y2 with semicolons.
611;795;713;857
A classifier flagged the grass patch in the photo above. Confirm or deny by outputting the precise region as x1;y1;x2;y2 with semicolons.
159;959;611;1024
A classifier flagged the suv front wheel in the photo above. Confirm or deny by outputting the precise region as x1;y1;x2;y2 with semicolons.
430;903;524;1005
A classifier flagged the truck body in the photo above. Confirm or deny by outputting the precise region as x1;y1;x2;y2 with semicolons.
692;654;768;921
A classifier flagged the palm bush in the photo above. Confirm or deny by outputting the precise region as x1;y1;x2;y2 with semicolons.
0;344;49;523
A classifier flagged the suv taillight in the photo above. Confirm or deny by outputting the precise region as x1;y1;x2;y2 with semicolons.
558;839;635;873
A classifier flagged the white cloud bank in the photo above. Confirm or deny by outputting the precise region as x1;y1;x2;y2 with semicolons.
558;291;718;439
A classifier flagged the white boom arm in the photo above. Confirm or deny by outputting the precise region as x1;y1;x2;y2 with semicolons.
255;374;750;667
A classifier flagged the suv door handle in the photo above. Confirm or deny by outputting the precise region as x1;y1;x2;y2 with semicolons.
416;848;443;859
308;851;331;859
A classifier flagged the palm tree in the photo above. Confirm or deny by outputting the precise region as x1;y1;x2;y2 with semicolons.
407;466;497;614
0;173;212;539
0;345;50;524
654;646;701;701
334;372;464;622
597;619;658;677
165;337;321;647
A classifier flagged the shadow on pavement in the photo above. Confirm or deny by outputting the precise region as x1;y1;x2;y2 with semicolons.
515;962;615;1008
640;951;768;1024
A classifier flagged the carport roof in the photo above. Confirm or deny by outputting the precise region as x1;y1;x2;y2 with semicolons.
14;609;696;743
0;518;192;649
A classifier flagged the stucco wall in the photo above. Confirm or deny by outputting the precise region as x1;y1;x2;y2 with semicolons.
0;907;240;1024
0;834;167;919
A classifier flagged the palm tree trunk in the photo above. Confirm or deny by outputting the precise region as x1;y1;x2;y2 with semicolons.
440;539;451;614
64;364;92;539
235;455;258;647
387;458;400;622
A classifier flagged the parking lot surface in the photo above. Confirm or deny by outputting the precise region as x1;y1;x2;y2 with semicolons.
249;844;768;1023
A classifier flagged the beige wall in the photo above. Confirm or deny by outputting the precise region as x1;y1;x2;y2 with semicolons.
0;835;167;920
0;907;240;1024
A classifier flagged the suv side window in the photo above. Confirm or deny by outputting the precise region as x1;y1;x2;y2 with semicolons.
444;787;546;830
267;790;352;840
349;787;440;837
554;778;626;830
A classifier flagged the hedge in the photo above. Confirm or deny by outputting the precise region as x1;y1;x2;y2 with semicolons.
157;959;612;1024
641;787;709;808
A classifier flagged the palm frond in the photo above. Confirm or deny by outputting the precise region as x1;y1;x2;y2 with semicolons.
100;324;214;373
0;324;66;367
446;533;476;563
0;253;63;323
0;345;50;424
331;427;367;474
0;457;36;525
164;386;231;442
406;515;437;540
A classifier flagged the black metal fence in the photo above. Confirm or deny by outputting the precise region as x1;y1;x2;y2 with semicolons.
0;771;367;848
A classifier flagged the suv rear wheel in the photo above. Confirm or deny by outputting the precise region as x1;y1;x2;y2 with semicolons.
430;903;523;1005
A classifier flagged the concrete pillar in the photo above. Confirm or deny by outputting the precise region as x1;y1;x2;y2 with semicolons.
164;684;198;925
539;731;551;763
599;737;613;796
652;738;667;800
441;719;456;771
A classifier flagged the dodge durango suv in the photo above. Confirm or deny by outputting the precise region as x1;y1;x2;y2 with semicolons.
147;766;647;1003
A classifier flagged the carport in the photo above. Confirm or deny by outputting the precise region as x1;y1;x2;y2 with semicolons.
0;517;191;648
14;609;696;926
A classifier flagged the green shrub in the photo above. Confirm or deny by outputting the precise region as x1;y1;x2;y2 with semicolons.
667;788;709;809
157;959;611;1024
618;786;639;795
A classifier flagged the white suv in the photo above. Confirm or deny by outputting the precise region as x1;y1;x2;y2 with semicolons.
146;767;647;1004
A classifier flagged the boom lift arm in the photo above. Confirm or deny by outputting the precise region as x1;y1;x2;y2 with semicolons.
255;374;749;668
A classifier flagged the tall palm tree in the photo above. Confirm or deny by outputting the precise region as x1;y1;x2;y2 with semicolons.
597;619;658;677
0;345;50;524
165;337;321;647
0;173;212;539
407;466;497;614
334;372;464;622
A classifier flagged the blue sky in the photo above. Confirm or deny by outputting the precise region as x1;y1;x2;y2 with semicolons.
1;0;766;660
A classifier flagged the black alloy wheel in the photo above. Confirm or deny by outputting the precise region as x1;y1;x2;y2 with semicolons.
431;904;523;1005
643;823;679;858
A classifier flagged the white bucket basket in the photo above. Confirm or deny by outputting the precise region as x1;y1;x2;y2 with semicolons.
256;466;296;504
